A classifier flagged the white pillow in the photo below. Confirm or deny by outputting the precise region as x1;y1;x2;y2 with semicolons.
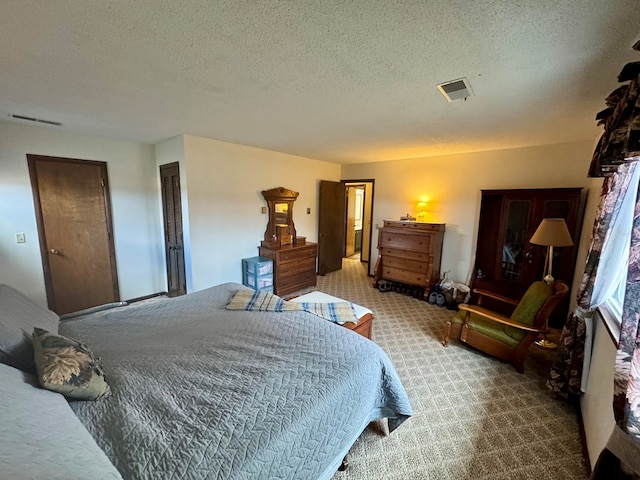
0;284;59;373
0;363;122;479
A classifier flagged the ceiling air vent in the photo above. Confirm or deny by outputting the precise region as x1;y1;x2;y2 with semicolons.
10;114;62;126
436;77;474;102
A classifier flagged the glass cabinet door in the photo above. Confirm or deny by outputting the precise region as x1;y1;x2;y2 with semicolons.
500;200;531;281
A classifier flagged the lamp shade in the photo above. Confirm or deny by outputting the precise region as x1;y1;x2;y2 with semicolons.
529;218;574;247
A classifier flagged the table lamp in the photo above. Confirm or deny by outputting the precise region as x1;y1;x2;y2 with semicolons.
529;218;574;348
416;202;428;222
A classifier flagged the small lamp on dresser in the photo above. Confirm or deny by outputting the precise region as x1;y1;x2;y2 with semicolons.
416;201;428;222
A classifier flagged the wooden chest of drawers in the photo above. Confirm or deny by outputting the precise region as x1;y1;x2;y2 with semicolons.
258;242;317;297
374;221;445;300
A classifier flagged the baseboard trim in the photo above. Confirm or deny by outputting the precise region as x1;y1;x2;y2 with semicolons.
576;402;592;476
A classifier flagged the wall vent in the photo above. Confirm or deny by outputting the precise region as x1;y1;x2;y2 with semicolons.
436;77;474;102
10;113;62;126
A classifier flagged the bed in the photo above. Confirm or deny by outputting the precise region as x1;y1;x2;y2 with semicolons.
0;282;412;480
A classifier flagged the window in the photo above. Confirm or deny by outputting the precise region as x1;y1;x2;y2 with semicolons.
606;266;627;320
596;164;640;334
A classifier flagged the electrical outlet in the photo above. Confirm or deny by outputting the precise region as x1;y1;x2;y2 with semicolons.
306;208;311;214
15;233;26;243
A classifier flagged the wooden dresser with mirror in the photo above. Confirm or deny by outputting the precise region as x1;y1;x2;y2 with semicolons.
258;187;318;297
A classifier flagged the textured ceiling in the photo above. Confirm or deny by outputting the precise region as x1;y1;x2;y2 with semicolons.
1;1;639;164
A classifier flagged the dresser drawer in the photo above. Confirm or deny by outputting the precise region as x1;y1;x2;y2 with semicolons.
379;232;432;252
381;266;426;285
382;255;429;273
277;246;317;264
382;221;445;233
277;271;317;296
380;247;430;262
279;257;316;277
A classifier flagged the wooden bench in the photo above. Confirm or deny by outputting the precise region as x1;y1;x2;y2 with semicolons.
290;291;374;340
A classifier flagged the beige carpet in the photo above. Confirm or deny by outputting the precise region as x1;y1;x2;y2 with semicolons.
306;257;588;480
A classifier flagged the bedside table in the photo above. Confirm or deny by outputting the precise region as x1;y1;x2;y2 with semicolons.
290;291;374;340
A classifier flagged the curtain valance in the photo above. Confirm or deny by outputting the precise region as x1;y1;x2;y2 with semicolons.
589;41;640;177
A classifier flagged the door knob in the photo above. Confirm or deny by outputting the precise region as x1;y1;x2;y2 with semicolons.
49;248;61;255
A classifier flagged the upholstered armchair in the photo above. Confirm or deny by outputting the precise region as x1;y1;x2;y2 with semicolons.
442;280;569;373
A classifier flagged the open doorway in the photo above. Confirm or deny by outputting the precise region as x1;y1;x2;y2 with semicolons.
344;182;372;263
318;179;374;276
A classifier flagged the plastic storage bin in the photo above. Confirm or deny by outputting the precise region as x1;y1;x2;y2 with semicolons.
242;256;273;292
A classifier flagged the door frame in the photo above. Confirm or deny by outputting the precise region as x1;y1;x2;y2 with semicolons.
159;162;187;297
27;154;119;311
343;179;375;268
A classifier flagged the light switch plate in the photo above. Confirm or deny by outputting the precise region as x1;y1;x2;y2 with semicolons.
16;233;26;243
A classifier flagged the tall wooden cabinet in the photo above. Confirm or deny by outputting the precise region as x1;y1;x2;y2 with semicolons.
472;188;584;327
374;221;445;300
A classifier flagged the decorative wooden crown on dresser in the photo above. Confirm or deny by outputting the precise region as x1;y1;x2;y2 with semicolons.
258;187;317;296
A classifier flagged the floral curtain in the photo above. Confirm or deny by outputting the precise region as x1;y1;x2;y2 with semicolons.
591;169;640;479
579;45;640;478
547;164;637;399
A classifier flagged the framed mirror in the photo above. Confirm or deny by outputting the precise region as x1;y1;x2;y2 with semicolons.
261;187;298;247
274;202;289;226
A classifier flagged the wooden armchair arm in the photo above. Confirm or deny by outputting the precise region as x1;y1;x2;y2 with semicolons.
472;288;520;307
458;304;547;333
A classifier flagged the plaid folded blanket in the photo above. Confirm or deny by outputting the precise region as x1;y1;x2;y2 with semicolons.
226;290;358;325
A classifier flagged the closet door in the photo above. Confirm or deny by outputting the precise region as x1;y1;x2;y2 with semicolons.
160;163;186;297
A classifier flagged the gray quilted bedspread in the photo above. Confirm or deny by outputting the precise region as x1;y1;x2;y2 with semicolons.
60;283;412;480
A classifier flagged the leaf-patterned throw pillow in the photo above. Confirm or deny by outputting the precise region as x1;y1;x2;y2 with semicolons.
32;328;111;400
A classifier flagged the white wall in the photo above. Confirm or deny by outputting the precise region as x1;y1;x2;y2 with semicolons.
181;135;341;292
342;140;598;283
0;121;165;306
572;173;615;471
581;311;616;470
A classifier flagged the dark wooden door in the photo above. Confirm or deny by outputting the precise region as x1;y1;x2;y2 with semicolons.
27;155;119;314
318;180;346;275
160;163;186;296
